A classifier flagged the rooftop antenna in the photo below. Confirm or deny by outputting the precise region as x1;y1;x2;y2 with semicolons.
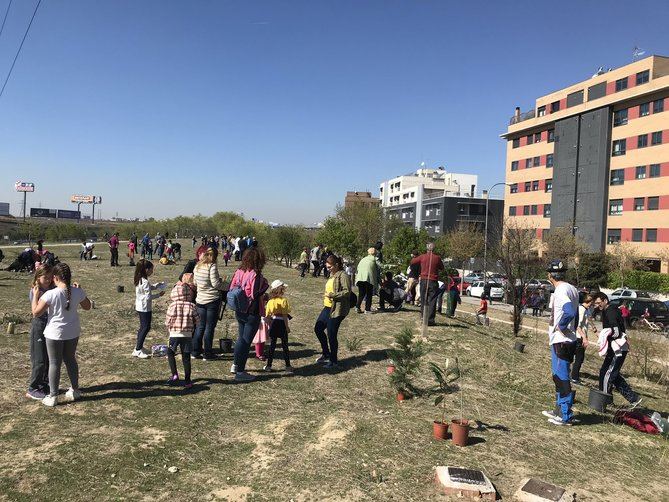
632;46;646;61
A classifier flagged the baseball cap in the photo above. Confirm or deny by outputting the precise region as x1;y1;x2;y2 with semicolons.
546;259;567;272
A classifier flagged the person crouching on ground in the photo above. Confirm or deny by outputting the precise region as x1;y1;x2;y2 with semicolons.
593;292;641;407
542;260;579;426
165;281;200;389
379;271;403;312
263;280;293;372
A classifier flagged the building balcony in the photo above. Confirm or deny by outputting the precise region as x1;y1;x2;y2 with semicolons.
509;109;536;125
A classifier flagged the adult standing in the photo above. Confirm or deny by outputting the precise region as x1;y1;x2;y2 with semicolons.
238;236;248;260
355;248;381;314
130;232;138;251
593;292;641;407
410;242;444;326
446;283;461;318
298;247;309;278
314;255;351;368
229;247;268;382
320;247;332;279
310;244;322;277
108;232;119;267
542;260;579;426
405;251;420;304
374;241;384;263
192;248;226;360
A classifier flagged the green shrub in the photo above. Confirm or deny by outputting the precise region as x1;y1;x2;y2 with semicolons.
607;270;669;293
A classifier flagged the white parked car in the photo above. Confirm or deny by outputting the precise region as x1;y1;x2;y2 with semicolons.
467;281;504;299
609;288;651;301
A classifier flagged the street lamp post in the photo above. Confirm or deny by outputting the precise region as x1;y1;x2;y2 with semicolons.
483;182;511;286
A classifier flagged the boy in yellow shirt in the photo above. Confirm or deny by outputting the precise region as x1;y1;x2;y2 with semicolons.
264;280;293;372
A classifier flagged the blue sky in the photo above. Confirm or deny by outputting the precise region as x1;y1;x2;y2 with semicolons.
1;0;668;224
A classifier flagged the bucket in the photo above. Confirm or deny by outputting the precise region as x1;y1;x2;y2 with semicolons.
117;285;125;293
219;338;233;353
514;341;525;353
6;322;15;334
588;388;613;412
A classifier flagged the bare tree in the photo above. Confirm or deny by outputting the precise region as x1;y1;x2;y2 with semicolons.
446;225;484;294
492;219;543;336
608;241;642;287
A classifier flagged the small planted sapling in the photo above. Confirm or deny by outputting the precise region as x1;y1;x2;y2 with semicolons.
429;358;460;440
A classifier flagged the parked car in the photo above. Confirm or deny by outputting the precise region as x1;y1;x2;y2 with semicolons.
608;288;651;302
488;273;507;284
467;281;504;300
526;279;555;293
609;298;669;326
463;273;484;284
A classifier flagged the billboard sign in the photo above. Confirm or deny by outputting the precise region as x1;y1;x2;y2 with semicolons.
0;202;9;216
71;195;95;203
57;209;81;219
30;208;56;218
15;181;35;192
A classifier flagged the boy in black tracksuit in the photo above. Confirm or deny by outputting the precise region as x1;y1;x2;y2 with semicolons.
595;293;640;406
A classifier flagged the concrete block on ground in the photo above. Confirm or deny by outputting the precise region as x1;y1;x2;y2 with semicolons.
514;478;574;502
435;466;496;500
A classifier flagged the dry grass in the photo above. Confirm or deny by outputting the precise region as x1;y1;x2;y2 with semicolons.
1;242;668;501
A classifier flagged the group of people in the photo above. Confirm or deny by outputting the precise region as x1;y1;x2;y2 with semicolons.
193;235;257;262
542;260;641;426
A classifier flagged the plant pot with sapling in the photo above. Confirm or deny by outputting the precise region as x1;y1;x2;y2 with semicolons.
429;358;460;440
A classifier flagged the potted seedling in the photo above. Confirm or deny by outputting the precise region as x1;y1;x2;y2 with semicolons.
450;362;470;446
387;327;426;401
429;358;460;440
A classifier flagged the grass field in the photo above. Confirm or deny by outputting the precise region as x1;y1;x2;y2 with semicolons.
1;242;668;501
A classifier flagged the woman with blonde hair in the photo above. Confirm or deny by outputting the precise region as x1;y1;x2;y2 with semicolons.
193;247;227;360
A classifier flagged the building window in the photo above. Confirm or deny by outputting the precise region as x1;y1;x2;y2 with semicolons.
545;179;553;192
610;169;625;185
532;180;539;191
526;158;533;169
546;154;554;167
524;181;531;192
650;164;661;178
652;131;663;145
640;102;650;117
544;204;551;217
613;109;628;126
612;139;626;156
530;205;538;215
548;129;555;142
607;229;621;244
510;183;518;194
523;205;530;216
512;138;520;148
509;206;516;216
538;105;546;117
638;134;648;148
609;199;623;216
534;132;541;143
636;70;649;85
615;77;628;92
550;101;560;113
526;134;534;145
635;166;646;179
634;197;645;211
653;99;664;113
647;229;657;242
511;160;519;171
648;196;659;210
534;156;541;167
632;229;643;242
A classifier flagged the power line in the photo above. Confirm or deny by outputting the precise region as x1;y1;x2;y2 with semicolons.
0;0;12;40
0;0;41;102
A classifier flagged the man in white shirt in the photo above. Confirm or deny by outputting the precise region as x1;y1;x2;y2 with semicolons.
542;260;579;426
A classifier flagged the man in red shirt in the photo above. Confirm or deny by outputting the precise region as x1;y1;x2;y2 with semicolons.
108;232;120;267
410;242;444;326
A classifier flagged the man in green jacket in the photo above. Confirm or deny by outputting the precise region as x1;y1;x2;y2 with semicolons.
355;247;381;313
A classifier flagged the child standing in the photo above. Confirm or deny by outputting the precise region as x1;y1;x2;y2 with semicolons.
223;249;231;267
128;240;136;266
26;265;54;400
133;259;165;358
165;281;200;389
476;294;489;325
31;263;91;406
263;280;293;372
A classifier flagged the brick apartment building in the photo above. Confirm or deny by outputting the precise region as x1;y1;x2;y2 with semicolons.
502;55;669;272
344;191;379;208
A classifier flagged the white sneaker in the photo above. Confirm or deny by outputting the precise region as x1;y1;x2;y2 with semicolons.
132;349;150;359
542;410;561;421
64;388;81;402
42;395;58;407
230;363;237;374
